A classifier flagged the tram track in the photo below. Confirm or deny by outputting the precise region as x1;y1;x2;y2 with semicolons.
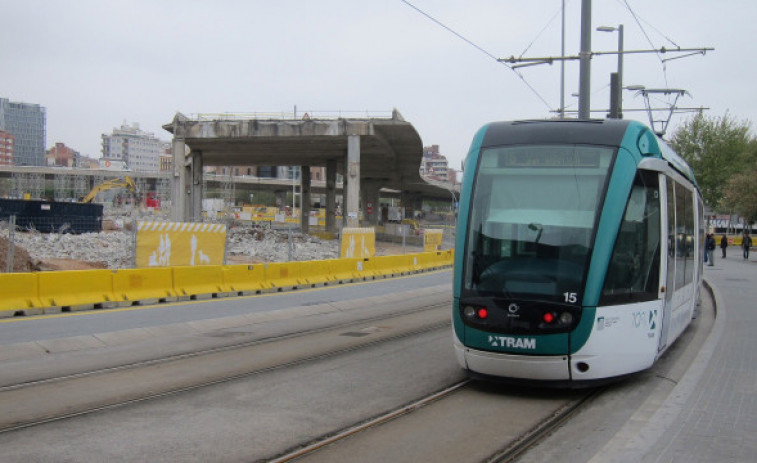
269;375;603;463
0;303;450;434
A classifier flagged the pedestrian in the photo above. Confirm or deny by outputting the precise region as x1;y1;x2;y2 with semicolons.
743;232;751;260
706;233;716;266
720;234;728;258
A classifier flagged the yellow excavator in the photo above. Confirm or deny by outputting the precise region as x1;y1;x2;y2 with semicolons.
80;176;138;203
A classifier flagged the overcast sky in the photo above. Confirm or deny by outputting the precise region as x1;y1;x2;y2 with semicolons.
2;0;753;172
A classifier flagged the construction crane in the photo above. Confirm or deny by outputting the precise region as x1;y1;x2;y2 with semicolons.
80;176;138;203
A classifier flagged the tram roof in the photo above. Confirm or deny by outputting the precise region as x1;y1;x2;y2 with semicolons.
480;119;633;148
479;118;698;187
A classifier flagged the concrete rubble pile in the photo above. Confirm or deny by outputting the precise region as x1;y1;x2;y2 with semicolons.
0;223;340;271
226;226;340;262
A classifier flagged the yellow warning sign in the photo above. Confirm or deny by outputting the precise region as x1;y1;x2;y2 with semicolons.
135;221;227;267
340;227;375;258
424;229;444;252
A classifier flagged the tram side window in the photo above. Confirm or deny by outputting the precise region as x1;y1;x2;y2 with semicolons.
675;183;688;290
666;179;676;306
666;179;696;297
600;171;661;305
683;187;695;284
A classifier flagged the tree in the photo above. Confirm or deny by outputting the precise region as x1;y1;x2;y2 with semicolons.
722;160;757;225
668;112;754;208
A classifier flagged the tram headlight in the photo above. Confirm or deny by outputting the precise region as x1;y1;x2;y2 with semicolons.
559;312;573;325
462;305;488;320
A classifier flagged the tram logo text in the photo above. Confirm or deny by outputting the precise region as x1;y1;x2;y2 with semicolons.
488;335;536;350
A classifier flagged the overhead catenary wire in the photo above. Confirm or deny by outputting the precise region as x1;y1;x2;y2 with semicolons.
620;0;670;88
399;0;554;112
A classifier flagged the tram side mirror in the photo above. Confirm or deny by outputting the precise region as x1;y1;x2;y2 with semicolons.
637;131;661;157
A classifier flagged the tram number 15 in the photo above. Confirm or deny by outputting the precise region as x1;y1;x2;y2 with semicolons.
563;292;578;304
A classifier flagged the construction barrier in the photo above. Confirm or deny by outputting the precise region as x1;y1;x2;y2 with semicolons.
136;221;227;267
112;267;177;304
0;273;43;316
222;264;270;294
372;255;412;276
298;260;333;286
424;229;444;252
0;250;455;315
326;257;363;282
37;269;116;310
172;265;226;299
340;228;375;258
264;262;303;290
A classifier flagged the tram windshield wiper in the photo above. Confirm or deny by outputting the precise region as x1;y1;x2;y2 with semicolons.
528;222;543;244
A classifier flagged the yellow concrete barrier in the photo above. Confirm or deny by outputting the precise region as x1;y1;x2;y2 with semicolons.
326;257;362;282
38;269;116;310
0;272;43;316
372;255;411;276
222;264;270;294
112;267;177;304
172;265;226;299
264;262;303;290
298;260;332;286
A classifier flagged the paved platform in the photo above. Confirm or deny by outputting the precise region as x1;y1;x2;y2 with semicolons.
599;252;757;462
639;252;757;462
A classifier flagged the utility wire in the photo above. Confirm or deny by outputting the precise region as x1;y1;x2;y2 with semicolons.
400;0;499;62
400;0;553;111
621;0;670;88
519;2;569;58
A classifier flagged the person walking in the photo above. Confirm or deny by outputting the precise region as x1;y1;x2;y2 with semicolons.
743;232;751;260
720;234;728;258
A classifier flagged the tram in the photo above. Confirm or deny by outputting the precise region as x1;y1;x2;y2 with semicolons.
452;119;703;385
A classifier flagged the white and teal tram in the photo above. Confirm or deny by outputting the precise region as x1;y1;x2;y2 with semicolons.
453;119;703;385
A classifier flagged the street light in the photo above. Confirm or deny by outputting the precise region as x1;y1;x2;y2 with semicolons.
597;24;624;118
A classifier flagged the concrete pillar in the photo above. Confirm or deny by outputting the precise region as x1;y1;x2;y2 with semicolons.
171;137;187;222
190;151;203;222
300;165;311;234
326;159;337;233
361;180;381;226
345;135;360;228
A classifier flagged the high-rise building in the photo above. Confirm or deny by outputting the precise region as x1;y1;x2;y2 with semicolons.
0;130;14;166
101;122;164;172
0;98;46;166
420;144;451;183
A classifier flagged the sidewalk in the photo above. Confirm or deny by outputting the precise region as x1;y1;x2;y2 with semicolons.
636;252;757;462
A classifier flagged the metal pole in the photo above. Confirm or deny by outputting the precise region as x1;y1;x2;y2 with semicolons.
617;24;624;118
132;217;137;268
288;224;293;261
609;72;620;118
6;215;16;273
578;0;592;119
560;0;566;118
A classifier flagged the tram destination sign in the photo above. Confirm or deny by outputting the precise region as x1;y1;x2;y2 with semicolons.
497;147;602;168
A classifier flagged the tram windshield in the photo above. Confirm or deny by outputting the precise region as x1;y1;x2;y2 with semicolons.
463;144;615;302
